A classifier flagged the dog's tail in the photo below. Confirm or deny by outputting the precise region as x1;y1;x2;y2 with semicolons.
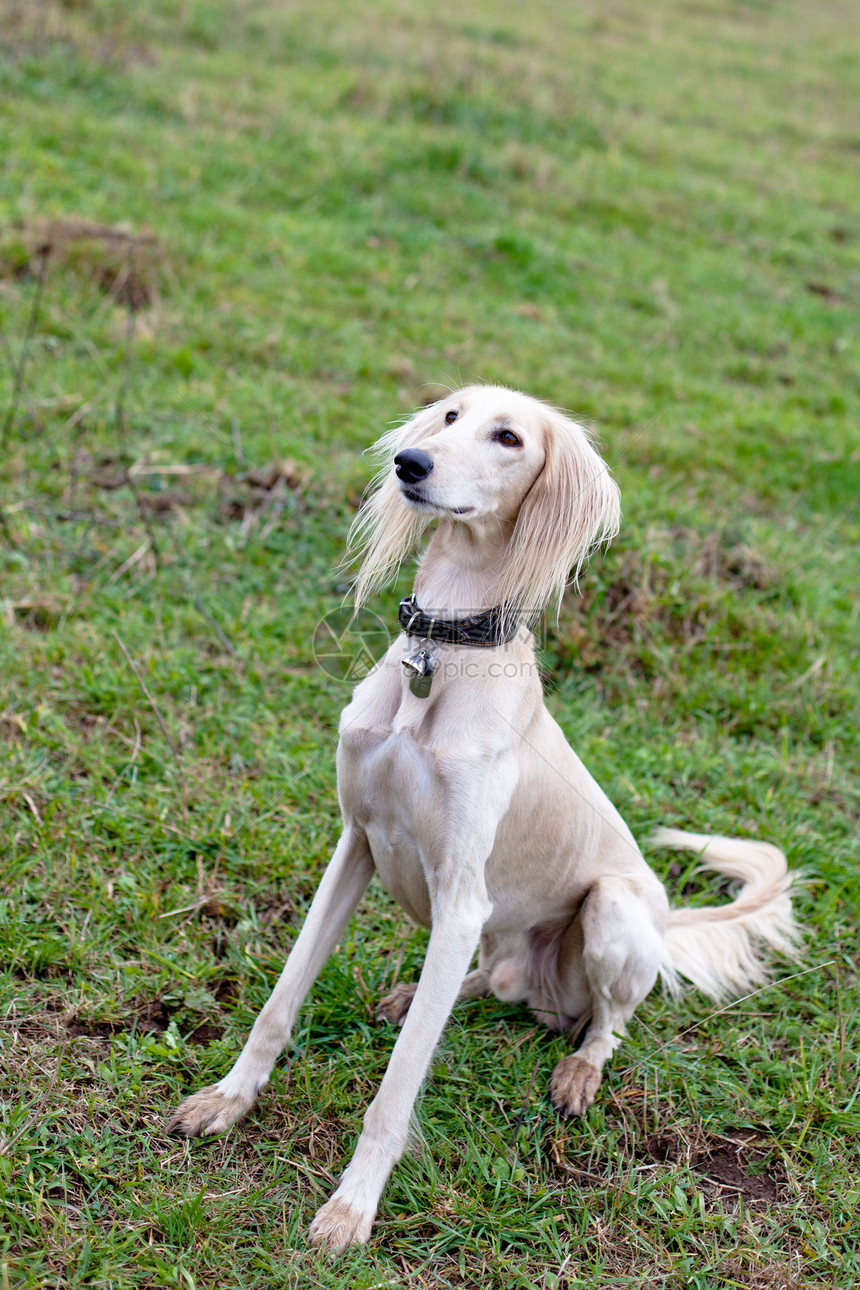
653;828;800;1001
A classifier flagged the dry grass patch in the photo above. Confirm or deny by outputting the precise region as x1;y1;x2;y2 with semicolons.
1;218;164;310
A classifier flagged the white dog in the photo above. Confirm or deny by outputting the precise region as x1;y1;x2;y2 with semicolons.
169;386;797;1249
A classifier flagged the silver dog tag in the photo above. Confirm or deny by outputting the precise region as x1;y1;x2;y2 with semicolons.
402;644;437;698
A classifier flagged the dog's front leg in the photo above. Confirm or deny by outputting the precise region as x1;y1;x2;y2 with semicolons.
168;826;373;1138
308;873;491;1251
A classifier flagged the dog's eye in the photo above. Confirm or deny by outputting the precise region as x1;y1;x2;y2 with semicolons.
495;429;522;447
444;409;458;424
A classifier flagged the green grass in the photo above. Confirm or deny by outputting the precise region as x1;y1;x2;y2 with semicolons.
1;0;858;1285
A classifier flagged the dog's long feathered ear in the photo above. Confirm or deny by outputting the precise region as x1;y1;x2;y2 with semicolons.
490;408;620;616
345;403;440;606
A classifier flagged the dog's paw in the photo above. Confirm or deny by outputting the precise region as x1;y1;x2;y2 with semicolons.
549;1055;602;1117
167;1085;253;1138
309;1196;373;1251
376;982;417;1026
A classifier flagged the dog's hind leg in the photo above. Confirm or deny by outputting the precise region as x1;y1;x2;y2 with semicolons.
168;826;374;1138
377;967;490;1025
549;875;666;1117
378;927;538;1026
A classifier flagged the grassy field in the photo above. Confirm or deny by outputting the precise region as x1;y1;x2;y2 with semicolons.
1;0;859;1285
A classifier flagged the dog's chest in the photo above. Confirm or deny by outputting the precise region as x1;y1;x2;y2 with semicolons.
338;726;445;926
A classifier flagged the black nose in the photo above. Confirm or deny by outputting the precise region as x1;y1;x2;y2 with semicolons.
394;449;433;484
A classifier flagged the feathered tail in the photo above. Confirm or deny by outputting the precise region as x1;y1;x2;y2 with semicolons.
653;829;801;1001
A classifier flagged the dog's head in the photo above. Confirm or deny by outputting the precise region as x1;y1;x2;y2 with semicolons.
349;385;620;613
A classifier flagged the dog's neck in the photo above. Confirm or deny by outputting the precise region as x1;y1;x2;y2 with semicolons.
412;515;514;617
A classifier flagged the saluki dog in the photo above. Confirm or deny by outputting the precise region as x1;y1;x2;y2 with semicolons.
169;386;797;1249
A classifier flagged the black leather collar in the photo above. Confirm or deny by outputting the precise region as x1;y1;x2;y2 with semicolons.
398;594;521;647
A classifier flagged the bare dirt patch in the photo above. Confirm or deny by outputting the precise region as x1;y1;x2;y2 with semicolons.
218;459;306;522
65;999;170;1040
643;1126;782;1205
